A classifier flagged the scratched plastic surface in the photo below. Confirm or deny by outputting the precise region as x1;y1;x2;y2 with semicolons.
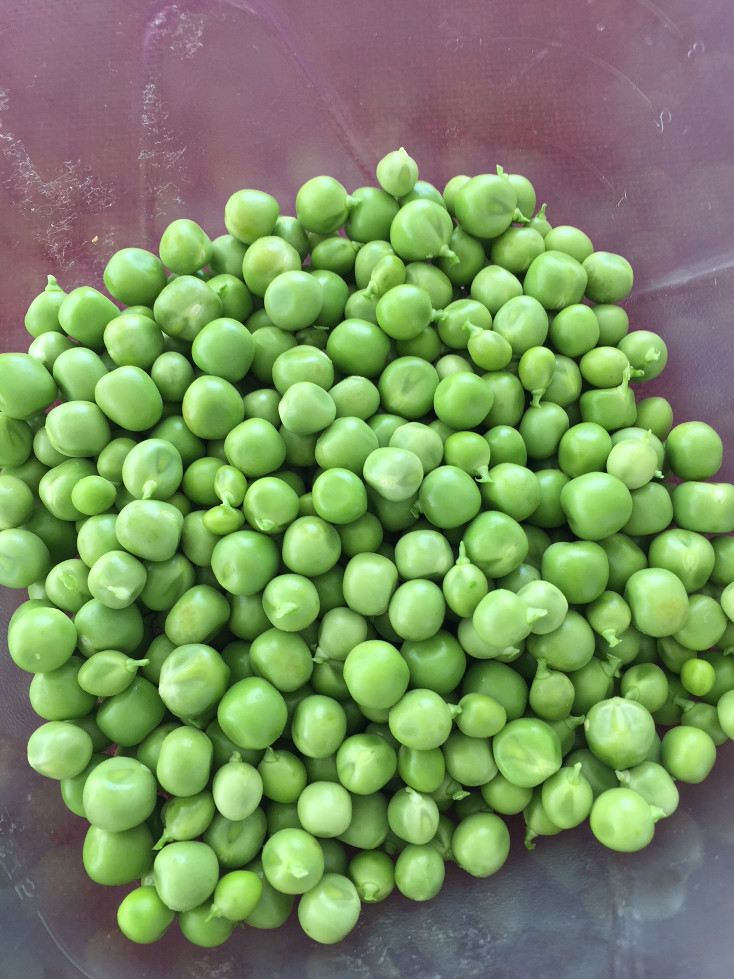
2;1;734;976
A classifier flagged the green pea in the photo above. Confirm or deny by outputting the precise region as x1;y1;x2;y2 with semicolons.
490;225;546;274
433;372;494;429
250;628;313;692
297;873;361;945
29;331;76;371
223;187;279;243
162;583;229;646
296;175;353;234
492;717;562;787
454;173;516;238
549;303;600;357
104;247;167;306
617;329;667;383
282;515;341;577
451;811;511;877
386;578;443;642
153;840;220;912
348;850;395;904
96;676;166;747
209;529;279;595
590;786;661;852
388;689;456;750
24;275;67;337
103;311;165;370
0;412;34;468
157;642;230;718
416;465;482;529
94;365;163;432
616;761;679;817
584;696;656;769
442;545;489;618
0;527;50;588
27;720;94;780
541;764;594;829
116;885;176;944
673;594;727;651
376;147;419;196
634;396;674;440
83;755;157;832
393;842;445;902
210;870;263;921
624;568;690;638
582;250;633;303
463;510;528;578
83;823;155;886
335;733;397;796
340;639;408;710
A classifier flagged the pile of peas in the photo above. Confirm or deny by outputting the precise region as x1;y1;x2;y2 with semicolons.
3;146;734;948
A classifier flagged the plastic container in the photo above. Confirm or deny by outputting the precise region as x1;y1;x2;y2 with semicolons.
2;1;734;975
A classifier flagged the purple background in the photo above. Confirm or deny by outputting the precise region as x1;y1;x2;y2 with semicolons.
2;1;734;976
